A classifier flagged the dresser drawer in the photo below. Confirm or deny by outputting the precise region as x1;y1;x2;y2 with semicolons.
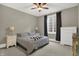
6;35;16;48
7;36;16;39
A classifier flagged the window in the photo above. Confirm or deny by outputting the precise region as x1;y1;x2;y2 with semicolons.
47;14;56;34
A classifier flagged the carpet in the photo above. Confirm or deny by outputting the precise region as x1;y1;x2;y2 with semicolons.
0;47;26;56
30;42;72;56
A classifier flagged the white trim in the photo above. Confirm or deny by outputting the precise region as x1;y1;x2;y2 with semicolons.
0;43;6;48
48;32;56;34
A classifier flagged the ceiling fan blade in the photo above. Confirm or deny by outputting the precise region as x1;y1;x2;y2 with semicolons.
43;7;49;9
33;3;40;8
42;3;47;5
33;3;37;5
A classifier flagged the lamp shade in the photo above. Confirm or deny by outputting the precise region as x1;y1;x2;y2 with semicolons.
35;27;38;30
9;26;15;31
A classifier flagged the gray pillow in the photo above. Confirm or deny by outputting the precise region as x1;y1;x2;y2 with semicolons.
21;32;29;37
17;32;29;37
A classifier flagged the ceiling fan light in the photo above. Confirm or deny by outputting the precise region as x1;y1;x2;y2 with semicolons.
38;7;42;10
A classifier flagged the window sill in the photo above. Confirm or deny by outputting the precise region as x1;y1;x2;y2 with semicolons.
48;32;56;34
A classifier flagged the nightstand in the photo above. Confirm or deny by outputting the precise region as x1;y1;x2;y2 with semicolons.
6;35;16;48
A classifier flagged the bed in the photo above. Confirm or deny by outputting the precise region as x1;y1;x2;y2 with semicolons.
17;32;49;54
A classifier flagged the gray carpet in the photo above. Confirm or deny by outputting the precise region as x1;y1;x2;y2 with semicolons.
30;42;72;56
0;47;26;56
0;42;72;56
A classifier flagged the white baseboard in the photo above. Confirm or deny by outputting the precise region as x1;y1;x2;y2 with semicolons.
0;44;6;48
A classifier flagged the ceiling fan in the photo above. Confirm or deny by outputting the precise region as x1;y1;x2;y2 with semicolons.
31;3;49;12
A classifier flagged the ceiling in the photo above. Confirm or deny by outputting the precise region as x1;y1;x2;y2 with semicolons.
1;3;78;17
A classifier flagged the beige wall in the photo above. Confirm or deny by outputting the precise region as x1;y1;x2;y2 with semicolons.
78;4;79;35
37;16;44;35
37;6;78;37
0;5;37;43
78;5;79;28
62;6;78;27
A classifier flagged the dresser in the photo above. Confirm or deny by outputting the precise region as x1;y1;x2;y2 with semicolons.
6;35;16;48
